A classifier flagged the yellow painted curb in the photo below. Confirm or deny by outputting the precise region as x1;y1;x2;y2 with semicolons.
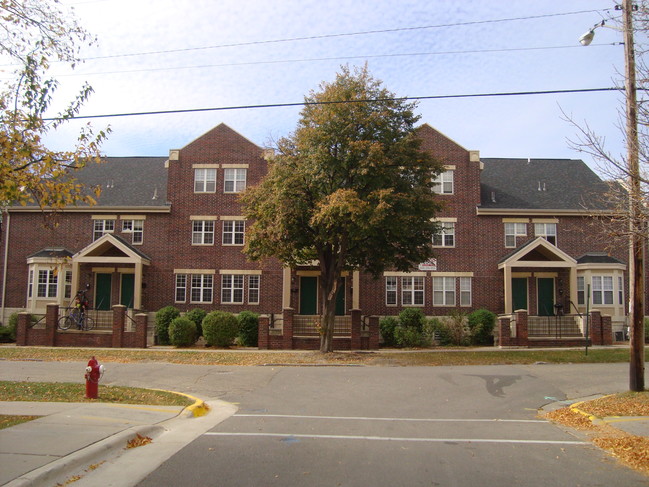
569;394;615;424
151;388;210;418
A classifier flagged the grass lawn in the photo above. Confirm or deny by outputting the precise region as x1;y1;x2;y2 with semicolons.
0;345;642;366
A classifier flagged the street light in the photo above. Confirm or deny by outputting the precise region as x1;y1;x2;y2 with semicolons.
580;0;645;392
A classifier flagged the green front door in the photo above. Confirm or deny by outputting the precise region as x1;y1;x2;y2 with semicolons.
537;278;555;316
95;274;112;311
335;278;346;316
512;278;528;312
299;276;318;315
120;274;135;308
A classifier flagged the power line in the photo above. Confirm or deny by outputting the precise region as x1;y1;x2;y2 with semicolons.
80;8;610;61
55;87;621;121
46;42;620;78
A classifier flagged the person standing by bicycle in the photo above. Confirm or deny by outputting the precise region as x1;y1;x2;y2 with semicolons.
73;287;90;329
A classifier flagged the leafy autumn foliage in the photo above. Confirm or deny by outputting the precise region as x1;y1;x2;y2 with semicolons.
0;0;109;212
242;65;443;352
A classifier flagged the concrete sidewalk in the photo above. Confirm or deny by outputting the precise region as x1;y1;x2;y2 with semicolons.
0;399;236;487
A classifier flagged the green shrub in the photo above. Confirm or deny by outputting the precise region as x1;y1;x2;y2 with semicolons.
202;311;239;347
468;309;496;345
155;306;180;345
398;308;426;332
394;326;426;348
423;317;448;346
237;311;259;347
185;308;207;337
169;317;197;347
380;316;399;347
446;309;470;346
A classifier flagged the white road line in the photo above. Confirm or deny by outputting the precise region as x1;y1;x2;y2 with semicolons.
204;432;587;445
234;414;547;423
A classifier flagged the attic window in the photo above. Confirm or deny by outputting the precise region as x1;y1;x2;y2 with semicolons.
194;168;216;193
432;170;454;194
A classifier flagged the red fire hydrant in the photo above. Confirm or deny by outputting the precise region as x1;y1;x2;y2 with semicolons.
84;356;104;399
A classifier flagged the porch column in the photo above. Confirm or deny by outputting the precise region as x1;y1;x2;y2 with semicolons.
71;259;81;300
569;265;578;313
134;262;143;309
282;267;292;309
352;270;360;309
503;264;513;315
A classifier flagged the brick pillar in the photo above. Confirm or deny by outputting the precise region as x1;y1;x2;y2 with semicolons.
283;308;294;350
601;314;612;345
135;313;148;348
499;316;511;347
112;305;126;348
350;309;361;350
514;309;528;346
258;316;270;349
368;316;379;350
46;303;58;346
16;312;30;346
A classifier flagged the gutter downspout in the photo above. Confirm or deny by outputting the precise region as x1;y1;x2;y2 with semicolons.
1;211;9;324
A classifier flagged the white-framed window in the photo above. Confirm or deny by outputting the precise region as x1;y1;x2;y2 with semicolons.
459;277;472;306
37;269;57;298
432;170;454;194
534;223;557;245
93;219;115;241
192;220;214;245
194;168;216;193
223;220;245;245
28;270;33;298
248;275;260;304
401;276;424;306
618;276;624;305
175;274;187;302
221;274;244;304
433;222;455;247
577;276;585;305
504;222;527;248
64;271;72;300
224;168;247;193
433;276;456;306
385;276;398;306
122;219;144;245
592;276;613;305
190;274;213;303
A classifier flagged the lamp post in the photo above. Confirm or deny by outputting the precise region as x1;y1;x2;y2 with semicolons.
580;0;645;391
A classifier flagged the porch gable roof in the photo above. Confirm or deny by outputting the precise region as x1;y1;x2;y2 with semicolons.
72;233;151;265
498;237;576;269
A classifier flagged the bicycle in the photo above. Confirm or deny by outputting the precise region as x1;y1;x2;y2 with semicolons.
58;288;95;331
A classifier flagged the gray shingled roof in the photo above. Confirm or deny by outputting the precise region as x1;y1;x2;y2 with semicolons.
480;158;611;211
577;252;625;265
76;157;169;207
27;248;74;259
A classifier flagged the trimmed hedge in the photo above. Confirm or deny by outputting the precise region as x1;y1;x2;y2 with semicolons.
237;311;259;347
185;308;207;337
169;317;197;347
203;311;238;347
155;306;180;345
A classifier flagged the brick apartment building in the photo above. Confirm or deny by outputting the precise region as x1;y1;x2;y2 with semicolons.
0;122;643;346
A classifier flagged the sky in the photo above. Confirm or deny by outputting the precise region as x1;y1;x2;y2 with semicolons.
23;1;641;175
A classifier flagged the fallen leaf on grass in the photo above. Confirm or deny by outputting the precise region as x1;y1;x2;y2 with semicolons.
126;433;152;449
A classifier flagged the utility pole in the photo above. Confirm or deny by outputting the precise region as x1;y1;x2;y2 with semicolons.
622;0;645;392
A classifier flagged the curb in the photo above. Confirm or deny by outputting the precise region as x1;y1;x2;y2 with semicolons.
4;424;165;487
151;389;211;418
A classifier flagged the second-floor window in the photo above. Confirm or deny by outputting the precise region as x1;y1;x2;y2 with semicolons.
194;168;216;193
192;220;214;245
223;220;245;245
433;222;455;247
224;168;247;193
534;223;557;245
432;170;454;194
122;219;144;245
504;222;527;248
93;219;115;241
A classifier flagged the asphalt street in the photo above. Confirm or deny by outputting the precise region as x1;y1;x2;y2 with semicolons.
1;360;647;486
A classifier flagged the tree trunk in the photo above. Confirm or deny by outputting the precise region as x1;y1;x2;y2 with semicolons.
319;255;340;353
